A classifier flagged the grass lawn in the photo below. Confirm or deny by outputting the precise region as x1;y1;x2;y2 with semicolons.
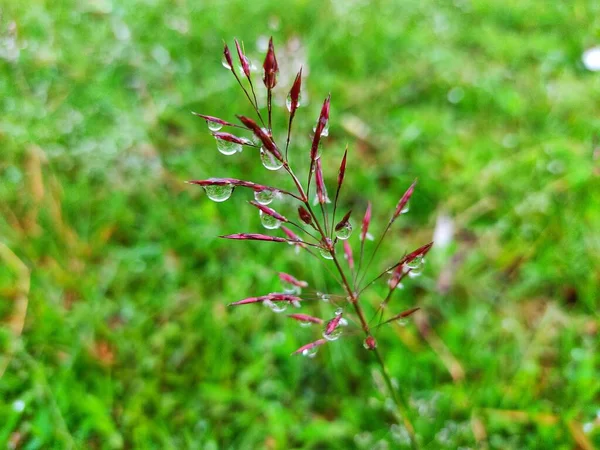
1;0;599;448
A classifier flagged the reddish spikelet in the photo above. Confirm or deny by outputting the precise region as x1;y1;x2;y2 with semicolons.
392;180;417;222
402;242;433;266
263;37;278;89
269;293;302;302
287;313;323;324
279;272;308;288
298;206;313;226
213;131;253;146
337;147;348;191
389;242;434;280
310;95;331;161
223;43;234;71
364;336;377;350
292;338;326;356
325;313;343;335
389;307;420;321
237;115;283;161
335;210;352;232
229;293;301;306
220;233;287;243
361;201;372;242
234;39;251;78
249;201;288;223
289;68;302;116
343;241;354;269
315;158;330;204
192;113;239;128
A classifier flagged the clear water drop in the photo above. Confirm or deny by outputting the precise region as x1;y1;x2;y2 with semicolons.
222;58;232;70
260;211;281;230
401;200;410;214
335;307;343;316
263;299;286;313
299;320;313;328
204;184;233;202
319;248;333;260
207;121;223;132
313;125;329;137
254;189;275;205
397;319;407;327
216;138;241;155
282;281;301;295
285;93;293;113
302;346;319;358
406;255;424;270
317;292;330;303
335;222;353;240
323;327;343;341
339;318;348;327
260;147;283;170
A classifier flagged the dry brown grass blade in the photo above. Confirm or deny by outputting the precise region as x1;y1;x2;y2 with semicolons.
471;414;488;448
0;243;31;378
415;311;465;382
482;408;559;426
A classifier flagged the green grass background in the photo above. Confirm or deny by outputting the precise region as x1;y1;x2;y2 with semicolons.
1;0;599;448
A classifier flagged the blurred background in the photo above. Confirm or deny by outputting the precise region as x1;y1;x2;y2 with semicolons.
1;0;599;448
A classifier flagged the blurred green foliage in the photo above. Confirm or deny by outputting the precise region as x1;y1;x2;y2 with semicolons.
1;0;599;448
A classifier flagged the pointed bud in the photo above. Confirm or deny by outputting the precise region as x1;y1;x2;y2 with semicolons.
223;43;234;72
234;39;251;78
279;273;308;288
249;201;288;223
237;115;283;161
389;307;420;321
262;37;278;89
287;313;323;325
324;313;343;336
281;226;306;248
343;241;354;269
310;95;331;161
337;147;348;191
220;233;287;243
298;206;313;226
315;158;330;204
335;210;352;233
363;336;377;350
192;113;239;128
392;180;417;221
391;242;434;274
288;67;302;116
213;131;253;146
292;338;326;355
229;293;301;306
361;202;372;242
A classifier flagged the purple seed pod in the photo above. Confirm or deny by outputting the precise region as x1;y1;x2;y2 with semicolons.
361;202;372;242
262;37;278;89
234;39;251;78
292;338;326;356
220;233;287;243
287;313;323;325
279;273;308;288
392;180;417;222
249;201;288;223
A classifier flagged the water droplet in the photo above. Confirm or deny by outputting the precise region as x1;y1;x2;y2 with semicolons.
291;300;301;308
335;222;353;240
406;255;424;270
339;318;348;326
207;121;223;132
299;320;313;328
323;327;343;341
260;147;283;170
222;58;232;70
216;138;241;155
335;307;343;316
401;200;410;214
313;125;329;137
204;184;233;202
317;292;330;303
319;248;333;260
408;270;421;278
254;189;275;205
302;346;319;358
582;47;600;71
263;299;286;313
286;92;302;112
282;280;301;295
397;319;407;327
260;211;281;230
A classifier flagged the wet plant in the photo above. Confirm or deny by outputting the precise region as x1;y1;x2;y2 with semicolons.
188;38;433;448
